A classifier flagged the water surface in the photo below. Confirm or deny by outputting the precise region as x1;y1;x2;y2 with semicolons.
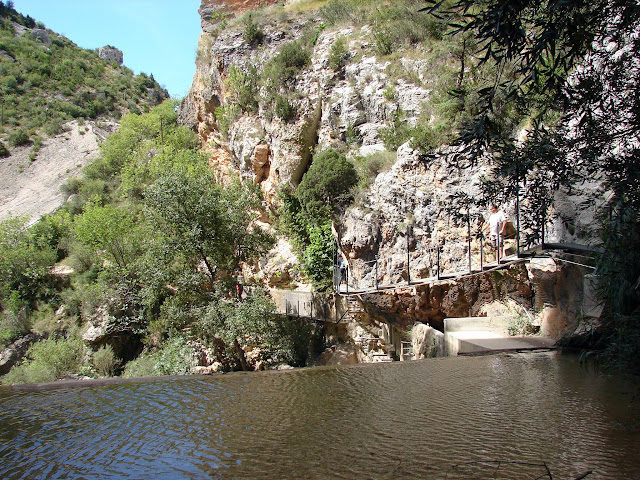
1;351;639;479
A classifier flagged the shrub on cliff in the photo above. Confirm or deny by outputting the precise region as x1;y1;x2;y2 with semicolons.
7;129;30;147
262;40;311;92
278;149;358;290
328;36;349;72
242;12;264;46
295;149;358;225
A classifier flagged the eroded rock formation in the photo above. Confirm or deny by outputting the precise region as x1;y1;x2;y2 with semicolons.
180;1;602;361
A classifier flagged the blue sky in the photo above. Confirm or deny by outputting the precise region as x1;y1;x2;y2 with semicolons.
14;0;202;98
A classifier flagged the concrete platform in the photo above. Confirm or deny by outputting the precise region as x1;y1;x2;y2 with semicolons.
444;316;555;356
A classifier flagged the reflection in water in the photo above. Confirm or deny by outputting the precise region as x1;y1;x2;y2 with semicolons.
0;351;639;479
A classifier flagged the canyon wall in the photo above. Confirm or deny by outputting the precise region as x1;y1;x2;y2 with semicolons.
180;0;601;358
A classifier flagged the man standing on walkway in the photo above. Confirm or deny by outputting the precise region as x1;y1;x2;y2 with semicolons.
484;203;508;259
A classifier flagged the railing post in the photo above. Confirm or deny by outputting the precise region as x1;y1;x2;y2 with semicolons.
346;265;349;295
437;244;441;280
467;214;472;273
375;258;379;291
406;226;411;286
516;185;521;257
480;236;484;271
541;201;546;248
497;231;501;264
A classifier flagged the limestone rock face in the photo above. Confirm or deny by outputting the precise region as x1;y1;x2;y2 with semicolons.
339;144;490;289
98;45;124;65
411;322;444;358
181;1;603;342
359;263;534;332
180;7;435;202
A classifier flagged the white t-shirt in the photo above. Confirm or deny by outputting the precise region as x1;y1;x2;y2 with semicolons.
489;210;507;236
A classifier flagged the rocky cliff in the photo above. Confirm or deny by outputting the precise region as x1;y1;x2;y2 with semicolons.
180;0;600;356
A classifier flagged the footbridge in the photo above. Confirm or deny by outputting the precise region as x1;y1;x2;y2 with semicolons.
334;226;601;296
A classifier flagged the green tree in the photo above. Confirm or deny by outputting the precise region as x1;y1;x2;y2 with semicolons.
303;223;335;292
278;149;358;290
144;166;273;285
0;217;57;306
296;148;358;225
196;288;310;371
73;198;140;271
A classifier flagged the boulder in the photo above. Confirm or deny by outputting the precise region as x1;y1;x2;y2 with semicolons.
411;322;444;358
320;343;358;365
0;333;43;375
30;29;51;44
98;45;123;65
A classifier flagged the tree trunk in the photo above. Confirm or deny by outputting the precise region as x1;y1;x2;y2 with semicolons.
234;338;250;371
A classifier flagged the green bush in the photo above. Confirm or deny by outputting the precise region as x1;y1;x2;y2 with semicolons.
3;334;84;385
123;336;195;378
370;5;446;55
275;95;296;122
7;128;29;146
242;12;264;46
122;353;156;378
303;223;335;291
43;119;67;136
0;295;30;348
329;36;349;71
262;40;311;91
92;344;118;377
0;217;58;306
224;65;259;114
352;150;396;185
215;104;241;138
279;149;358;291
295;148;358;224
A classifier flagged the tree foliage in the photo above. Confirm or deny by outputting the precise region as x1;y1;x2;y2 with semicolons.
278;149;358;290
144;167;274;284
0;217;57;306
196;288;312;370
296;149;358;225
73;199;140;271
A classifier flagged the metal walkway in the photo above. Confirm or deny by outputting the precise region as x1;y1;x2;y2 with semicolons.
335;236;601;296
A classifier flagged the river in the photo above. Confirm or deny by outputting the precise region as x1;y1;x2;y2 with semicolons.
1;351;639;479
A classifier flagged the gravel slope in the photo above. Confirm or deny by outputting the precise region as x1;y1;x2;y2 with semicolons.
0;120;116;224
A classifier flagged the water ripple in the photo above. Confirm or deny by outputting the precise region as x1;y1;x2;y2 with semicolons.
1;352;639;479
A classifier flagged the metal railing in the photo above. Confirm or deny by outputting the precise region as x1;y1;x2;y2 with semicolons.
336;223;537;294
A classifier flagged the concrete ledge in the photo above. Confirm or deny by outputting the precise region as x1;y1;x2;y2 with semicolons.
444;316;555;356
444;316;511;335
445;331;555;355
